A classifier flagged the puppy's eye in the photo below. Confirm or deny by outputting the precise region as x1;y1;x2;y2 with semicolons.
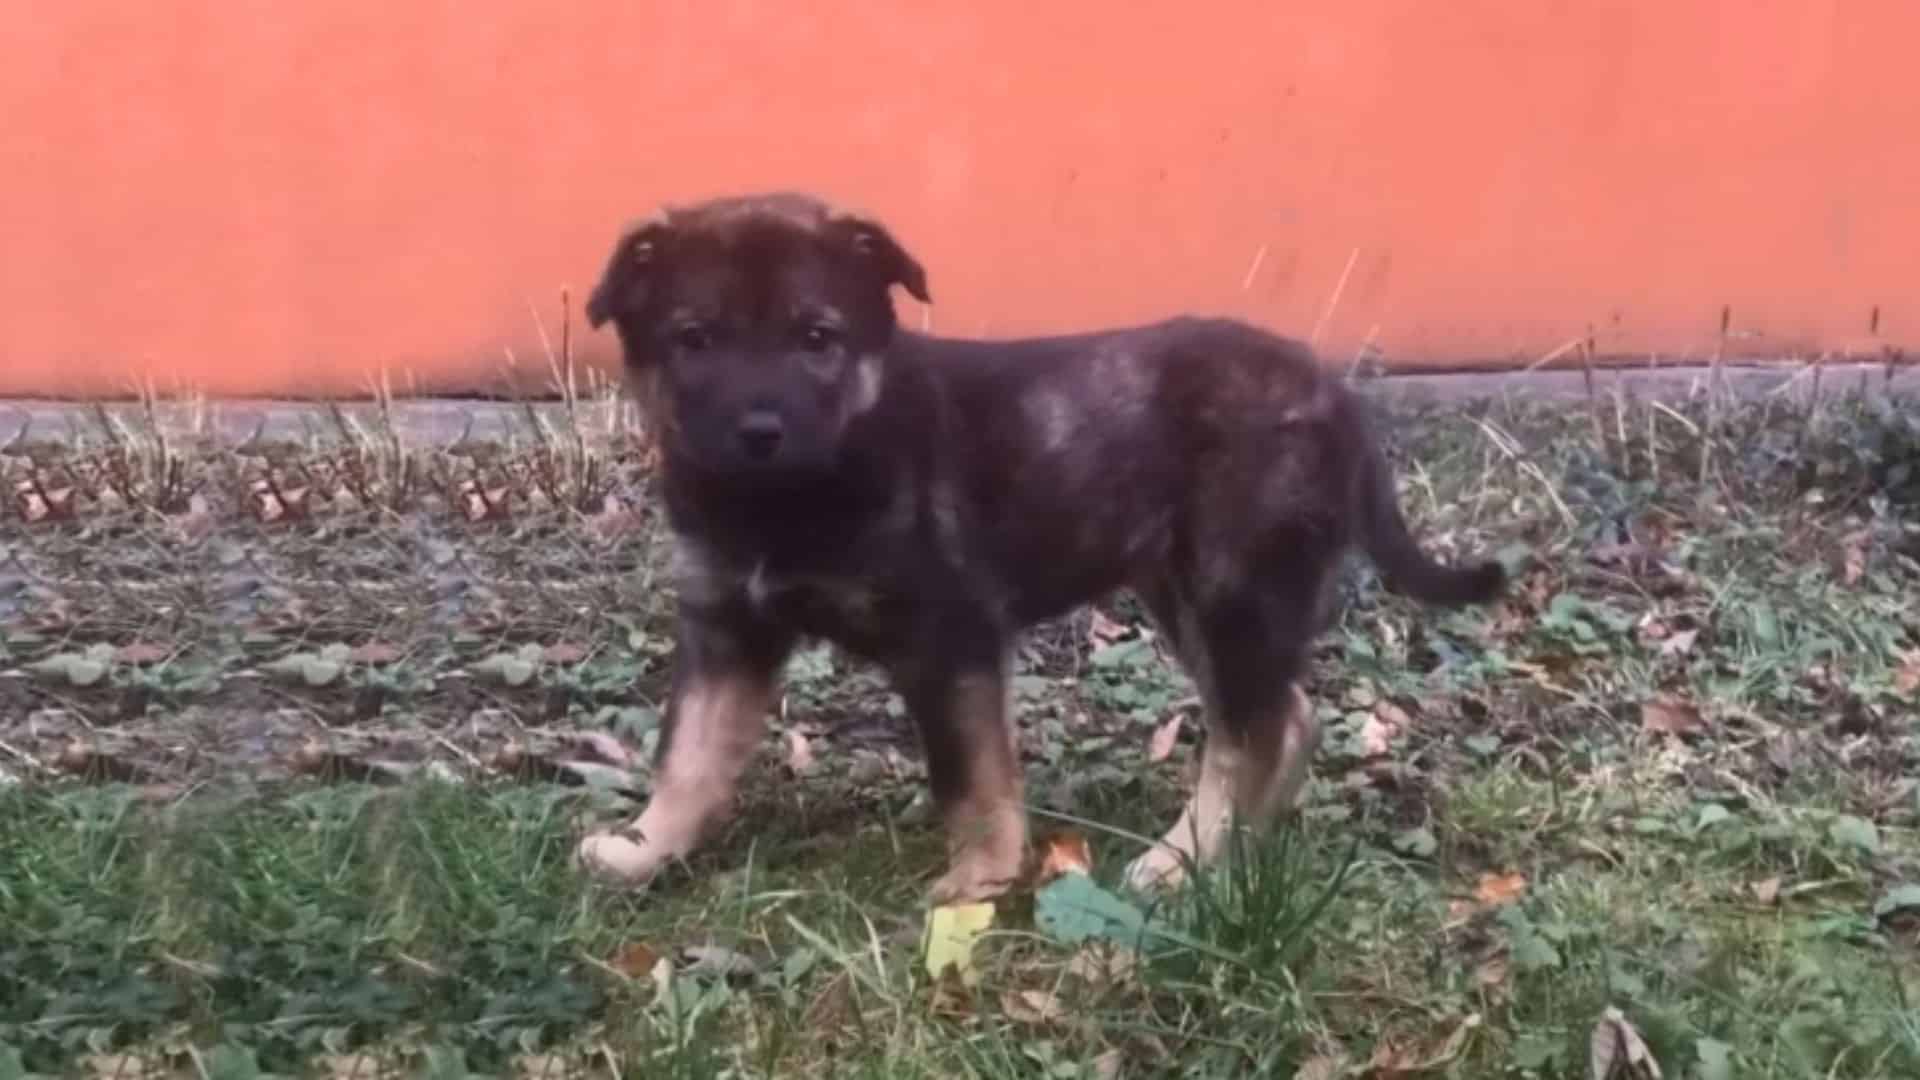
674;325;711;352
799;325;837;352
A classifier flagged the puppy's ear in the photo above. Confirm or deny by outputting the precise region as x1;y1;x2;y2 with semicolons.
827;214;931;305
585;216;671;330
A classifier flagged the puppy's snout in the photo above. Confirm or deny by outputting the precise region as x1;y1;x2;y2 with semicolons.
736;410;785;461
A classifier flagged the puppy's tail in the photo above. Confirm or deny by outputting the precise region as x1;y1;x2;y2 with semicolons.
1352;406;1508;609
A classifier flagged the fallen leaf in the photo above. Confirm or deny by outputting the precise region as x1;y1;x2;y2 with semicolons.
315;1054;384;1079
1087;609;1131;646
784;729;816;775
1874;884;1920;921
1657;628;1699;659
1750;877;1781;905
922;901;996;986
1091;1049;1124;1080
574;730;640;769
1840;530;1868;585
542;642;589;665
680;944;759;980
1589;1006;1663;1079
1035;829;1095;883
348;642;403;665
1000;988;1064;1026
1035;871;1154;947
608;941;661;978
1366;1014;1481;1077
1473;872;1528;908
513;1054;570;1080
1640;695;1705;737
1293;1053;1347;1080
1065;942;1139;987
1474;952;1511;991
1148;713;1183;763
1359;713;1399;758
1894;652;1920;696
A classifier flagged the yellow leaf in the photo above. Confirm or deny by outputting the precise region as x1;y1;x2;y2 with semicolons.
922;901;995;986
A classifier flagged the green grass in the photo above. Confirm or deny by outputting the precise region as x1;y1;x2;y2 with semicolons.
1;374;1916;1077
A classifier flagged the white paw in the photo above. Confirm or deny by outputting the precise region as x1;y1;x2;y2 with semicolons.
574;830;670;887
1122;845;1190;894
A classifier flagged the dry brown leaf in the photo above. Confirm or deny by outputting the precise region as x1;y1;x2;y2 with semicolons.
1365;1013;1480;1077
1036;829;1095;883
1001;988;1065;1026
314;1054;384;1079
1894;651;1920;696
784;729;817;775
1359;714;1399;758
1148;713;1183;763
1841;530;1869;585
115;642;170;665
1473;871;1528;908
542;642;589;665
1750;877;1781;905
1091;1048;1125;1080
1066;942;1140;987
927;965;977;1018
574;730;640;769
608;941;661;978
513;1054;570;1080
1658;628;1699;659
1087;609;1131;646
1294;1054;1348;1080
1589;1006;1663;1079
1640;695;1705;737
348;642;403;665
1474;952;1511;990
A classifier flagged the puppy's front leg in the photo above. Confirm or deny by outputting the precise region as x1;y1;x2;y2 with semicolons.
901;646;1028;905
577;613;790;888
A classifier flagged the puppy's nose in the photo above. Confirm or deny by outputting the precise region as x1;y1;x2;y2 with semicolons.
736;410;785;461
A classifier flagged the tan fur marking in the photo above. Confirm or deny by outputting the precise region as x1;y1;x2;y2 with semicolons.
575;672;773;886
929;668;1029;904
1123;685;1319;893
1123;732;1242;892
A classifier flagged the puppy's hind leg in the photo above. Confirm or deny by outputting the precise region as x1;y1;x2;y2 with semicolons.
1124;578;1323;893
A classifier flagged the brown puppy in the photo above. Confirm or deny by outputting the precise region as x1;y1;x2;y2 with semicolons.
574;192;1507;902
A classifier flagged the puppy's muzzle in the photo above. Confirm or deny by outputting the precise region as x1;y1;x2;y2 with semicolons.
735;410;785;462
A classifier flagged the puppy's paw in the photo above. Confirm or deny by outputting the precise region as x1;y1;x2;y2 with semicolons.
929;849;1023;906
575;829;670;887
1122;845;1191;894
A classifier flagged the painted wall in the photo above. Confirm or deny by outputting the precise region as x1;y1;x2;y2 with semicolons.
2;1;1915;397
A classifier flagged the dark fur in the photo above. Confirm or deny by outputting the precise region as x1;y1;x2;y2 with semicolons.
585;192;1506;897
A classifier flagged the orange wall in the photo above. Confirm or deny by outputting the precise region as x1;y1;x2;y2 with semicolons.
2;1;1916;397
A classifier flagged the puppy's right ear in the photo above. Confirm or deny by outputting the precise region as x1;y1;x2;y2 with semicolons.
585;217;671;331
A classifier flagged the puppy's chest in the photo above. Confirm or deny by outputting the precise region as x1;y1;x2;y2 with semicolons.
744;562;902;641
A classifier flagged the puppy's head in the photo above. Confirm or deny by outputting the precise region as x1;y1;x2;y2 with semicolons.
585;192;930;476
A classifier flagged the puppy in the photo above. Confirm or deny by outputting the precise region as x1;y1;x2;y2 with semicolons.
575;192;1506;902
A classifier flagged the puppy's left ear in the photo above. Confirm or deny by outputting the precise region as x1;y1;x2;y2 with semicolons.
828;214;931;305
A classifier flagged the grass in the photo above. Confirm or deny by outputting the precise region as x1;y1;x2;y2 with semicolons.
0;369;1916;1077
